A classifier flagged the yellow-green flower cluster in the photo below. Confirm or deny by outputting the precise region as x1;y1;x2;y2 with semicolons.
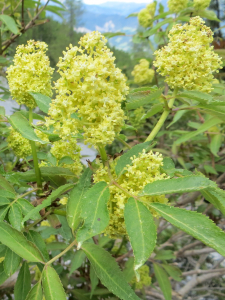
94;150;168;238
130;265;151;289
129;107;146;130
138;2;156;28
7;128;32;158
168;0;188;13
47;31;129;148
132;59;155;85
7;40;54;108
59;196;68;205
153;17;222;93
193;0;211;10
50;139;82;176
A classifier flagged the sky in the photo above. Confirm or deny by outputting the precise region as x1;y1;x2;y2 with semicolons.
83;0;150;4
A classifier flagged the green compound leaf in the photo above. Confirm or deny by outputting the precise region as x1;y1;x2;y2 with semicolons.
115;141;153;177
153;263;172;300
0;190;15;198
14;262;31;300
140;176;216;196
25;281;43;300
174;117;222;145
0;222;44;263
69;249;86;276
17;198;40;220
124;198;156;280
29;92;51;114
8;203;23;231
143;18;174;37
201;188;225;217
0;197;10;206
126;88;163;110
22;183;74;224
9;112;47;144
77;182;110;247
42;265;67;300
26;230;49;262
82;243;140;300
0;15;19;34
4;248;21;276
67;168;92;231
149;203;225;256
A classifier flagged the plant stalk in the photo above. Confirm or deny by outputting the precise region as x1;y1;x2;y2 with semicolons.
98;145;108;166
145;88;178;142
46;240;77;266
29;108;42;189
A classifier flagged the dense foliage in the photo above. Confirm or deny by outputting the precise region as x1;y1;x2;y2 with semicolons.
0;0;225;300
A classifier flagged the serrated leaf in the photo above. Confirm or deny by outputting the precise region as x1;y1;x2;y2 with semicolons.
8;203;23;231
90;265;99;298
0;197;10;206
162;264;182;281
67;168;92;231
0;262;8;285
82;243;140;300
124;198;156;279
103;32;125;39
210;134;222;157
149;203;225;256
57;215;72;241
167;108;188;128
14;262;31;300
0;189;15;198
154;263;172;300
77;182;110;247
0;222;44;262
154;250;175;260
201;188;225;217
17;198;40;220
126;12;138;18
126;88;162;110
174;117;222;145
9;112;46;144
0;15;19;34
143;18;174;37
0;205;10;221
0;174;16;193
123;257;135;282
69;249;86;276
22;183;74;223
141;176;216;196
29;92;51;114
42;265;67;300
178;90;213;104
26;230;49;262
25;281;43;300
4;248;21;276
19;167;76;182
115;141;153;177
197;9;220;21
141;103;163;120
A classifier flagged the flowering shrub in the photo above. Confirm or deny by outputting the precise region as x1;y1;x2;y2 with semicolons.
0;2;225;300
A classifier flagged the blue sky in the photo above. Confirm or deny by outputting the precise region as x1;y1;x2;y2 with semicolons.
83;0;150;4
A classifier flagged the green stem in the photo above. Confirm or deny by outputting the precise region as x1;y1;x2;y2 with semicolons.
53;209;67;216
116;136;132;149
46;240;77;266
98;145;108;166
29;108;42;189
145;88;178;142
